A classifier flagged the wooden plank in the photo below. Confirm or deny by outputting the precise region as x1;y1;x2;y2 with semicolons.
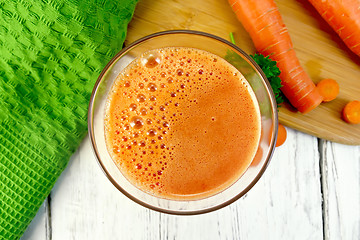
125;0;360;145
321;141;360;239
49;130;323;239
20;201;48;240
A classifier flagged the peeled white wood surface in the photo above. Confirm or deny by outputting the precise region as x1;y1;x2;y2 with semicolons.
321;142;360;239
23;129;331;240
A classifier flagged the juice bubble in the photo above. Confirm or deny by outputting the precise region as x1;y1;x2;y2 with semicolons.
137;94;146;103
113;146;120;154
177;69;184;76
129;103;137;111
140;108;147;115
147;128;157;137
130;116;144;129
124;81;130;87
142;52;161;68
147;83;157;92
133;132;139;138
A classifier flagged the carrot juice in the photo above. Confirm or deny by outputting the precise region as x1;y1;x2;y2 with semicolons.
104;47;261;200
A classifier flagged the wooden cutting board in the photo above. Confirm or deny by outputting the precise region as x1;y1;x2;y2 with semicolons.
125;0;360;145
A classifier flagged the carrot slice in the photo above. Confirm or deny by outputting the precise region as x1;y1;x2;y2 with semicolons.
316;78;340;102
342;100;360;124
308;0;360;57
276;123;287;147
228;0;323;113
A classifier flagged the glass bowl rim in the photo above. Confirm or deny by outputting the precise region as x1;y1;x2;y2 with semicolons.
88;29;278;215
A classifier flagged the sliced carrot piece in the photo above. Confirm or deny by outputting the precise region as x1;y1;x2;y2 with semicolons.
276;123;287;147
316;78;340;102
342;101;360;124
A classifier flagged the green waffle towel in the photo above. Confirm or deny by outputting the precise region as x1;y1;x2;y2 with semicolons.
0;0;138;238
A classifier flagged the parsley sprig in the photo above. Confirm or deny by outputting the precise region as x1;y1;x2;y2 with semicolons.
251;53;283;105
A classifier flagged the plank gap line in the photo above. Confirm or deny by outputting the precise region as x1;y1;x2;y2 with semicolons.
318;138;329;240
45;194;52;240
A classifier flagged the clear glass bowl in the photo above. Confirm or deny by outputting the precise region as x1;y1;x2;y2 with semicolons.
88;30;278;215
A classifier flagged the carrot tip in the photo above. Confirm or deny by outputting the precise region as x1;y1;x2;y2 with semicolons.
296;88;324;113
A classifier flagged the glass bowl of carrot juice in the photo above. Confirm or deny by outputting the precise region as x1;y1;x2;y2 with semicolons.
88;30;278;215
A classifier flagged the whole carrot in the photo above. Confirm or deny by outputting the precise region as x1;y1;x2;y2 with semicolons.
308;0;360;57
228;0;323;113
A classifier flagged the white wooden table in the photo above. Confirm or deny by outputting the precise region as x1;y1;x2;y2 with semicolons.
21;127;360;240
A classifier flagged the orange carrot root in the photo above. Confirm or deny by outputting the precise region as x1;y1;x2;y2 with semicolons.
316;78;340;102
276;123;287;147
342;100;360;124
228;0;323;113
308;0;360;57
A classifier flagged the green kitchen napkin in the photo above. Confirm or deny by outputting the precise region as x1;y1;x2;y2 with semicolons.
0;0;138;238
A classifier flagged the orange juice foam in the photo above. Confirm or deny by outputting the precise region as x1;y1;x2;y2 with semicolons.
105;47;261;200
